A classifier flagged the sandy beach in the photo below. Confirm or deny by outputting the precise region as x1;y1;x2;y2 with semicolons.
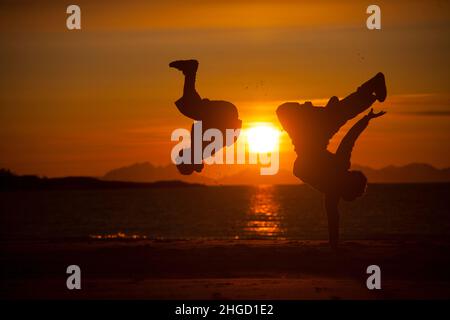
2;239;450;299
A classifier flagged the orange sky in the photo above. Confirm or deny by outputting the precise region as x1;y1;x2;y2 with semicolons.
0;0;449;177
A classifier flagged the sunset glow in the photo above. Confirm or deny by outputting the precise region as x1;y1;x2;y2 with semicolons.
246;124;280;153
0;1;449;177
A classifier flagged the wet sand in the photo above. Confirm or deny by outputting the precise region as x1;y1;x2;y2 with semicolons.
1;239;450;299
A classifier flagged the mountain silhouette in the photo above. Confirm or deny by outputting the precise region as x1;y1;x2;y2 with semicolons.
0;169;204;191
102;162;450;185
352;163;450;183
102;162;214;184
2;163;449;189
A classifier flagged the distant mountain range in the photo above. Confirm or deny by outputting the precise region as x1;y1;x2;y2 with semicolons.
353;163;450;183
103;162;215;184
1;162;449;190
0;169;203;191
103;162;450;185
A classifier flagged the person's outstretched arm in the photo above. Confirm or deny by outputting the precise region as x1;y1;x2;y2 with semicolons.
336;109;386;169
324;194;340;250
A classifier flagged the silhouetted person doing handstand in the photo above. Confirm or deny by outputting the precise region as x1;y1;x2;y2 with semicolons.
170;59;242;175
277;73;387;249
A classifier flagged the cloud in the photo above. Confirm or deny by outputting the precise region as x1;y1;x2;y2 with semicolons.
387;93;450;117
396;111;450;116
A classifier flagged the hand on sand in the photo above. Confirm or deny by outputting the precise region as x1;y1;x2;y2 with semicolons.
367;108;386;120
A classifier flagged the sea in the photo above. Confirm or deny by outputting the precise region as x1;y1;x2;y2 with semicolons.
1;184;449;241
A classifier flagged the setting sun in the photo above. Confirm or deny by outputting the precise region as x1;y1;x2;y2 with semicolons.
246;124;280;153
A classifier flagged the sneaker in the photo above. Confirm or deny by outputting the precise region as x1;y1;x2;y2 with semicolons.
358;72;387;102
169;59;199;75
373;72;387;102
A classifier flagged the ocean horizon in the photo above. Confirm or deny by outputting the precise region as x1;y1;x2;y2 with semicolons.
1;183;449;242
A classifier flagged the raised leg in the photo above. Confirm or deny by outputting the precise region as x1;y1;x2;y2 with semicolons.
170;59;205;120
327;72;386;124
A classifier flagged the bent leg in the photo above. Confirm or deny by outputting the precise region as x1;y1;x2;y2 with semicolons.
335;91;376;121
175;72;204;120
327;73;386;123
170;59;206;120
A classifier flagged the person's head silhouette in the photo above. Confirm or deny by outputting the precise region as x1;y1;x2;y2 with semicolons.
341;170;367;201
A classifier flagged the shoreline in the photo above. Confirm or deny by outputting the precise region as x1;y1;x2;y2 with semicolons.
2;239;450;299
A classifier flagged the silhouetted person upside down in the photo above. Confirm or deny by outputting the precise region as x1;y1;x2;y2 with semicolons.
276;73;387;249
170;59;242;175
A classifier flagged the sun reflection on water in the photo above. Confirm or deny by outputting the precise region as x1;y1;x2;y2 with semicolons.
89;232;148;240
243;185;285;239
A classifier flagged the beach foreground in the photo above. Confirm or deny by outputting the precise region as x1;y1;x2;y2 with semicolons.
1;239;450;299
